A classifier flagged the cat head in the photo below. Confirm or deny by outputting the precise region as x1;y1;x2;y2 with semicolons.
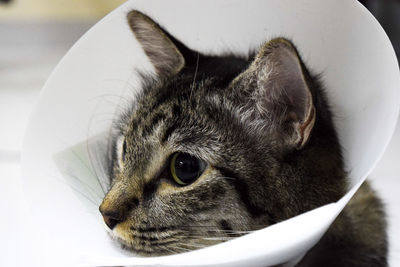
99;10;346;255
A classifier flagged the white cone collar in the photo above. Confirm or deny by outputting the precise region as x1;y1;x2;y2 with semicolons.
21;0;400;266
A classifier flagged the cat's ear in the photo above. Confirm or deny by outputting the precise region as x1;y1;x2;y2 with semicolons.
232;38;315;150
127;11;185;77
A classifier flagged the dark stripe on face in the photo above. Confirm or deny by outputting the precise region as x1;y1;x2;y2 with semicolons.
137;101;182;142
219;219;233;232
133;90;170;132
142;179;159;203
172;103;182;118
134;109;148;127
161;121;179;143
130;226;176;232
141;112;167;137
126;197;140;210
159;103;182;143
150;112;167;128
136;235;159;242
151;91;173;111
219;219;241;237
216;167;276;224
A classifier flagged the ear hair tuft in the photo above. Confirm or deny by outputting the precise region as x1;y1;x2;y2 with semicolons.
230;38;315;149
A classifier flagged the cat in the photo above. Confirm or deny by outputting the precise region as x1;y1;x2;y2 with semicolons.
99;10;387;266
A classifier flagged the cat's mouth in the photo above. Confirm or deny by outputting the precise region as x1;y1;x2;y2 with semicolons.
110;226;190;255
109;225;230;256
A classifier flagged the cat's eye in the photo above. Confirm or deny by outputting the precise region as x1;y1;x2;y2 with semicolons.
170;153;206;186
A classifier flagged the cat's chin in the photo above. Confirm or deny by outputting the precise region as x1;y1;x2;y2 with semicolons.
106;227;225;256
107;231;162;256
118;240;174;257
105;228;183;256
113;237;191;256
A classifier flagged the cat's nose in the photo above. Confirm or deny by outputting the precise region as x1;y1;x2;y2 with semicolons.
100;211;123;230
100;185;141;229
99;202;126;230
99;197;139;229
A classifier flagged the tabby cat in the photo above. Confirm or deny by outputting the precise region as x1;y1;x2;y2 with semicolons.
99;11;387;266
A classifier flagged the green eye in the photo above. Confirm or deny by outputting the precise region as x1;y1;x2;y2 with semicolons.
170;153;206;186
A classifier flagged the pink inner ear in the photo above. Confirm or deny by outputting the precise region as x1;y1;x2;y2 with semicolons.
231;38;316;149
268;45;315;148
268;45;311;123
295;106;316;149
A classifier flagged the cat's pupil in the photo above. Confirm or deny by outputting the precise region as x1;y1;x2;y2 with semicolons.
172;153;205;185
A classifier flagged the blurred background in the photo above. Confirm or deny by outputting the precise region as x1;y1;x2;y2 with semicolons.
0;0;399;266
0;0;124;19
0;0;124;155
361;0;400;56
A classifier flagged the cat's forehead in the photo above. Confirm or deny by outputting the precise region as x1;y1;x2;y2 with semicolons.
121;77;242;157
135;76;224;119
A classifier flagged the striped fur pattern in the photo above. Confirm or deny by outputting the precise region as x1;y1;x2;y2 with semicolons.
99;11;387;266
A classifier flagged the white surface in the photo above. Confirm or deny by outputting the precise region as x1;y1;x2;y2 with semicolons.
0;0;399;266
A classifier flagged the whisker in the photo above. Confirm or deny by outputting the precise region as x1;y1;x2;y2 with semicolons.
48;173;101;207
51;134;108;199
91;94;133;104
189;235;237;242
68;148;97;178
85;115;115;194
163;246;179;255
168;245;192;253
189;52;200;100
176;241;207;249
61;171;104;200
177;229;255;235
177;225;267;229
213;176;237;181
